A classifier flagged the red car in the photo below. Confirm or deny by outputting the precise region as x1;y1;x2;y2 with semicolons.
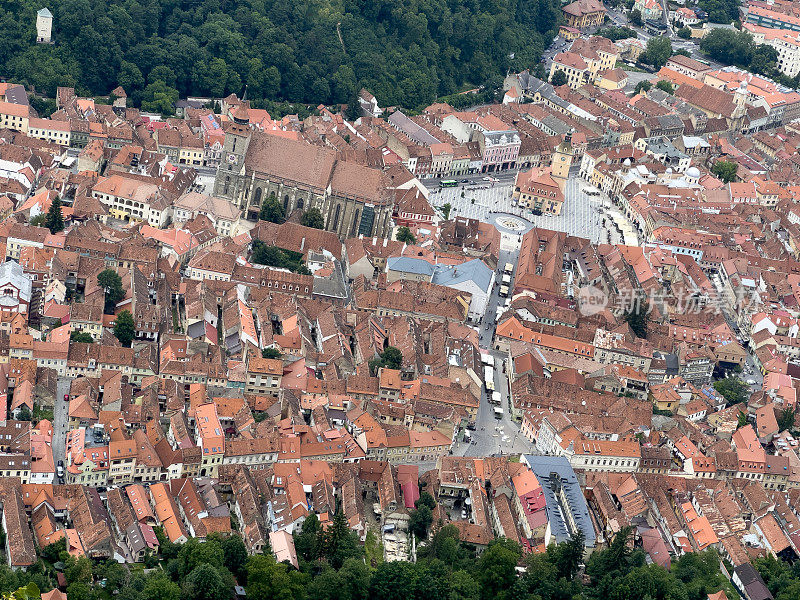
64;394;69;402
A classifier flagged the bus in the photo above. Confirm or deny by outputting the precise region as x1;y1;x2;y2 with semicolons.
440;180;458;188
484;365;495;393
481;353;494;367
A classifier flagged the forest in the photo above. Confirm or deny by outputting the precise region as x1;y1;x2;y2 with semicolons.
0;518;753;600
0;0;563;112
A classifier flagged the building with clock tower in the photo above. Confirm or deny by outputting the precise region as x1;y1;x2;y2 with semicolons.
212;104;393;239
213;104;253;201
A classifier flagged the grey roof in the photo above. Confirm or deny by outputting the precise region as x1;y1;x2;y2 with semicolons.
3;85;28;107
0;261;32;303
312;259;348;300
37;8;52;17
541;115;572;136
733;564;773;600
386;256;435;277
522;455;596;547
388;111;441;146
125;523;146;554
432;259;493;291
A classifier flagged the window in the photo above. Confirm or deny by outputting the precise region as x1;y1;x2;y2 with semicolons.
254;187;262;206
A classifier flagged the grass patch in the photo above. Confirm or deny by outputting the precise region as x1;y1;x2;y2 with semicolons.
617;60;646;72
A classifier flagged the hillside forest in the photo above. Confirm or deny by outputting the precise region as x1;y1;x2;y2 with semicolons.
0;0;563;112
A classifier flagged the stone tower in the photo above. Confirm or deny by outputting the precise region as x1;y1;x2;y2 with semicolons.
214;104;252;207
551;131;573;189
36;8;53;44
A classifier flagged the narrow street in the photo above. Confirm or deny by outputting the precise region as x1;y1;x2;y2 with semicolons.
53;377;71;471
451;233;538;459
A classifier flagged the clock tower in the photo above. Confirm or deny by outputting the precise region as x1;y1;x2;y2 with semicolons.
551;131;573;189
214;104;252;205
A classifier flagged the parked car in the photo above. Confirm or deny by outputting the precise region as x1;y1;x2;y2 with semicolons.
64;394;69;402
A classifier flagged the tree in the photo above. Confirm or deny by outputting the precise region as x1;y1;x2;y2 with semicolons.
300;207;325;229
416;492;436;510
16;406;31;422
596;26;638;41
550;69;568;87
655;80;674;94
176;538;225;580
678;27;691;39
219;534;248;581
345;88;362;122
259;193;285;224
261;348;282;359
630;9;642;25
141;573;180;600
247;555;308;600
737;410;749;429
70;331;94;344
700;29;761;71
369;346;403;375
30;215;46;227
396;227;416;244
98;269;124;314
634;80;652;94
623;301;649;338
44;197;64;234
712;159;738;183
714;377;749;406
141;80;179;116
476;539;522;600
643;37;672;69
409;505;433;539
65;556;93;587
113;310;135;347
183;565;228;600
778;405;797;432
441;203;452;220
294;512;322;563
321;511;363;569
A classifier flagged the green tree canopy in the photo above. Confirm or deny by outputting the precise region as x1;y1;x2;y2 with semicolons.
70;331;94;344
259;193;285;224
712;159;738;183
97;269;125;314
113;310;135;347
714;377;750;406
642;37;672;69
261;347;282;359
300;208;325;229
44;197;64;234
655;80;674;94
550;69;567;87
395;227;416;244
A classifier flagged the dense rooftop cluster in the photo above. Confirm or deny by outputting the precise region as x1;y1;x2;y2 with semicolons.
7;4;800;600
